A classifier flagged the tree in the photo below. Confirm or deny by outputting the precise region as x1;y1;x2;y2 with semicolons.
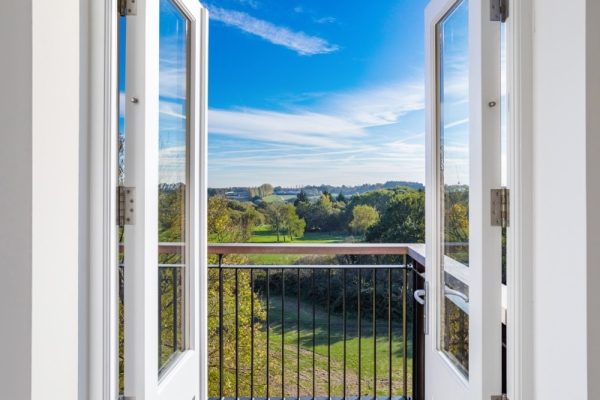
265;203;306;241
366;190;425;243
208;196;262;242
281;204;306;240
265;203;285;242
294;190;309;206
248;183;274;198
349;205;380;236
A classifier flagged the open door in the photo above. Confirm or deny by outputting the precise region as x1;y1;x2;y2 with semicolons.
122;0;208;398
424;0;503;399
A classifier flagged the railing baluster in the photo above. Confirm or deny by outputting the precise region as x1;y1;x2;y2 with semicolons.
235;267;239;400
327;268;331;400
402;254;408;398
218;254;224;400
251;268;255;400
297;268;300;400
282;269;285;399
343;268;347;400
173;267;178;355
312;269;316;400
388;267;392;400
267;268;270;400
373;268;377;399
358;268;362;399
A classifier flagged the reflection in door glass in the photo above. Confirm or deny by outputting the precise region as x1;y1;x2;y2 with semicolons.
118;13;126;395
158;0;189;374
437;0;470;377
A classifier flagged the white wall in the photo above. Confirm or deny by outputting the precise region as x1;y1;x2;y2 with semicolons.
586;0;600;397
531;0;598;398
0;0;81;398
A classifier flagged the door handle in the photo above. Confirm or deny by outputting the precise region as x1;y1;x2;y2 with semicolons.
414;289;426;305
445;287;469;303
413;282;429;335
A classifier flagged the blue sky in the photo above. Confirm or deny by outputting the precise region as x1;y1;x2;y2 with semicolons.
206;0;431;187
119;0;480;187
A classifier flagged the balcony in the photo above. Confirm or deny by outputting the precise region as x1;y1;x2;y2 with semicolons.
206;243;426;400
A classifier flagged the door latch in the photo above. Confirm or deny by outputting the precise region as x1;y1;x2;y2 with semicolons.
414;281;429;335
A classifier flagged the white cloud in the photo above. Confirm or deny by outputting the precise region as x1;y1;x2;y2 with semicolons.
323;81;425;127
313;16;337;24
209;108;365;148
208;6;339;55
444;118;468;130
237;0;259;9
159;146;186;184
208;79;426;148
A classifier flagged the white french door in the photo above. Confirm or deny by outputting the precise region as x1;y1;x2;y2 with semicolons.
122;0;208;399
424;0;503;399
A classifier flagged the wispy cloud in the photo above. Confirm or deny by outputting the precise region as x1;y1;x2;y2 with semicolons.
236;0;259;9
209;108;365;148
208;80;425;148
313;16;337;24
207;79;429;186
208;6;339;55
322;81;425;126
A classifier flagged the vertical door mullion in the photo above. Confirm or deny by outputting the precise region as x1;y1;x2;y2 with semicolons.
123;0;161;396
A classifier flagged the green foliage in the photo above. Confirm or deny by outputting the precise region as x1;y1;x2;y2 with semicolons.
366;190;426;243
248;183;274;198
264;203;306;242
208;196;263;242
295;193;345;232
349;204;380;235
208;268;268;397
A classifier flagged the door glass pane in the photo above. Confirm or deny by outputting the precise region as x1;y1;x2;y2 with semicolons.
158;0;190;374
118;13;127;395
437;0;470;378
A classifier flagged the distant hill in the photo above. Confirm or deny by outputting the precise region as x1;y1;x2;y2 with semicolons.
275;181;424;196
208;181;424;199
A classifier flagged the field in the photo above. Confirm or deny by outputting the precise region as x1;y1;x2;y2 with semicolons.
250;225;351;243
261;194;298;203
245;226;353;264
209;295;414;398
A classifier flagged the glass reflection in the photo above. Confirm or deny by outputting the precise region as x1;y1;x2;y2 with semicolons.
438;0;470;377
158;0;189;374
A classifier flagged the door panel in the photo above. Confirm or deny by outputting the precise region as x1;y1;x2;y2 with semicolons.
425;0;502;398
123;0;207;398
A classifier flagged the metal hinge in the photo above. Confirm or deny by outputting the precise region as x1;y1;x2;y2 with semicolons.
119;0;138;16
118;186;136;226
490;0;509;22
491;187;510;228
491;395;509;400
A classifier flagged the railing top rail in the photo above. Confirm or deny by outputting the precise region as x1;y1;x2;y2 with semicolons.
207;263;412;270
207;242;426;263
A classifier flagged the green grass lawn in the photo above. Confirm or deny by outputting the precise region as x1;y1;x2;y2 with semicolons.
246;226;354;264
261;194;298;203
250;225;351;243
210;295;413;399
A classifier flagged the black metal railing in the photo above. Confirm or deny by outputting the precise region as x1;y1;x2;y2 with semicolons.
208;243;426;400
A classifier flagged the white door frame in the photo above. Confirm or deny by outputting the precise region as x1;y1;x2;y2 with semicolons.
86;0;209;398
88;0;120;398
84;0;534;399
505;0;534;399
